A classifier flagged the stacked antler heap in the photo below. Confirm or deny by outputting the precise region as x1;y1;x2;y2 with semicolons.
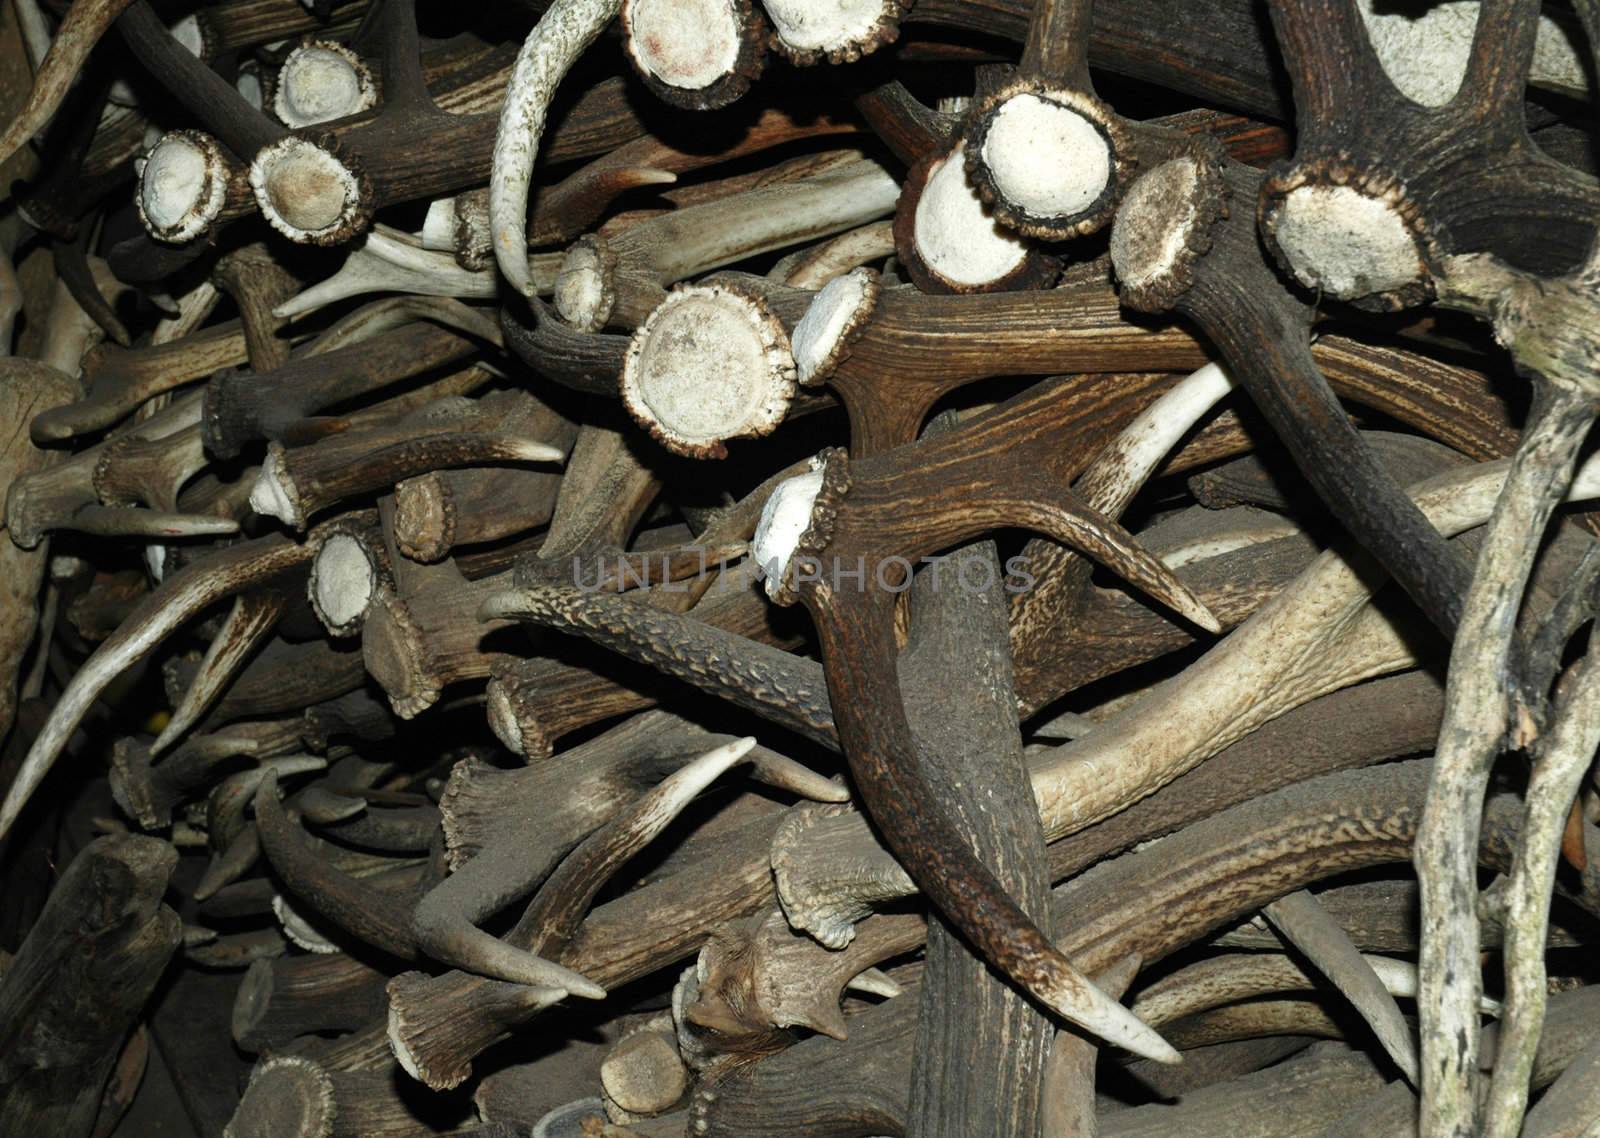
1;1;1598;1136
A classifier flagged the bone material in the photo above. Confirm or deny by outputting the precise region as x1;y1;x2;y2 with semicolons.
791;267;876;385
751;465;826;598
762;0;895;56
312;534;376;635
137;131;228;243
250;136;364;241
1108;155;1199;293
1357;0;1589;106
274;41;377;128
491;0;624;296
624;0;740;90
980;92;1111;219
1272;185;1423;300
0;0;139;169
620;283;796;456
913;143;1028;286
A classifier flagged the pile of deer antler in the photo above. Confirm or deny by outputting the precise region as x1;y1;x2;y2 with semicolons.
1;0;1598;1135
